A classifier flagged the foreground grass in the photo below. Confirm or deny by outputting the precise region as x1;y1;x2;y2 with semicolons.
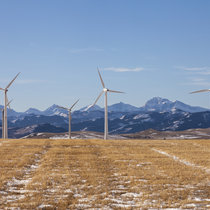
0;139;209;209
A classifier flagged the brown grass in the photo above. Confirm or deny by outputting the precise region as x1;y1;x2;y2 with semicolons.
0;138;209;209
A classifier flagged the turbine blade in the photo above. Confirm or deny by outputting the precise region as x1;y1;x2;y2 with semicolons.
0;87;5;91
57;105;69;110
190;89;210;94
5;95;11;109
108;89;125;94
7;99;13;109
6;72;20;89
98;68;105;88
70;99;79;110
84;104;94;111
86;91;104;111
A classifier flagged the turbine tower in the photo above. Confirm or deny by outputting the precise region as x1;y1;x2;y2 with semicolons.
0;73;20;139
90;69;124;140
57;99;79;139
1;99;13;139
1;108;4;139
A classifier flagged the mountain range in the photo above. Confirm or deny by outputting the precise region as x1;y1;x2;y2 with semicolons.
0;97;208;118
1;97;210;138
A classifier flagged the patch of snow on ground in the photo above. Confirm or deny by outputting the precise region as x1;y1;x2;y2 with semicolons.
121;192;142;198
38;204;53;209
50;134;69;139
136;162;151;167
152;148;210;174
179;135;198;139
0;150;47;204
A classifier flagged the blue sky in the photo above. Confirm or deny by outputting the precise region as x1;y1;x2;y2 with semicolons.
0;0;210;111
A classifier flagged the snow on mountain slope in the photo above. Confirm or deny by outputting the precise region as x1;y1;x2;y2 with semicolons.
25;108;42;115
140;97;208;113
108;102;140;112
42;104;68;117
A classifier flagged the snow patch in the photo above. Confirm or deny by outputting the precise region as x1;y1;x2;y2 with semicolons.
152;148;210;174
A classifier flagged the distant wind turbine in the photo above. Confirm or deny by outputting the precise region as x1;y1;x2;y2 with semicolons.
1;99;13;139
89;69;124;140
57;99;79;139
0;73;20;139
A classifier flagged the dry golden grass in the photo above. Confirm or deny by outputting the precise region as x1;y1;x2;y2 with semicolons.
0;138;209;209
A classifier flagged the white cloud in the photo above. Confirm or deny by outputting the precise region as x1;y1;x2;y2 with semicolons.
68;48;104;54
176;66;210;74
191;78;205;82
178;66;208;71
186;78;210;87
198;71;210;75
104;67;144;72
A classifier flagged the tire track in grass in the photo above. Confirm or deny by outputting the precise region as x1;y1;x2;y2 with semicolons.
152;148;210;174
65;140;143;209
0;142;52;206
65;140;120;208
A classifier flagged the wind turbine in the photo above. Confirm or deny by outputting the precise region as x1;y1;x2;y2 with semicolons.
1;99;12;139
90;69;124;140
0;72;20;139
57;99;79;139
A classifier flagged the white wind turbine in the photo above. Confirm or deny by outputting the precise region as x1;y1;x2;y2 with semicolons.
90;69;124;140
1;99;12;139
57;99;79;139
0;72;20;139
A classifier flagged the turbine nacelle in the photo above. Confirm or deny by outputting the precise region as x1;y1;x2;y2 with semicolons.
57;99;79;112
0;88;6;92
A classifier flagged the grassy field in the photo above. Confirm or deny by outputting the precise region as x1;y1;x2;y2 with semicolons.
0;138;209;209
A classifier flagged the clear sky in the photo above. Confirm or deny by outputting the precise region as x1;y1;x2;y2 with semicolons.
0;0;210;112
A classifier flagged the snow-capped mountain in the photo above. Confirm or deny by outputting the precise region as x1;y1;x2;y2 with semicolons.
25;108;42;115
42;104;68;117
1;97;210;138
140;97;208;113
22;105;68;118
0;97;208;121
108;102;140;112
79;104;102;112
5;108;210;138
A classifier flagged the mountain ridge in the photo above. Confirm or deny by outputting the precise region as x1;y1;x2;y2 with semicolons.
1;97;210;138
1;97;208;118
